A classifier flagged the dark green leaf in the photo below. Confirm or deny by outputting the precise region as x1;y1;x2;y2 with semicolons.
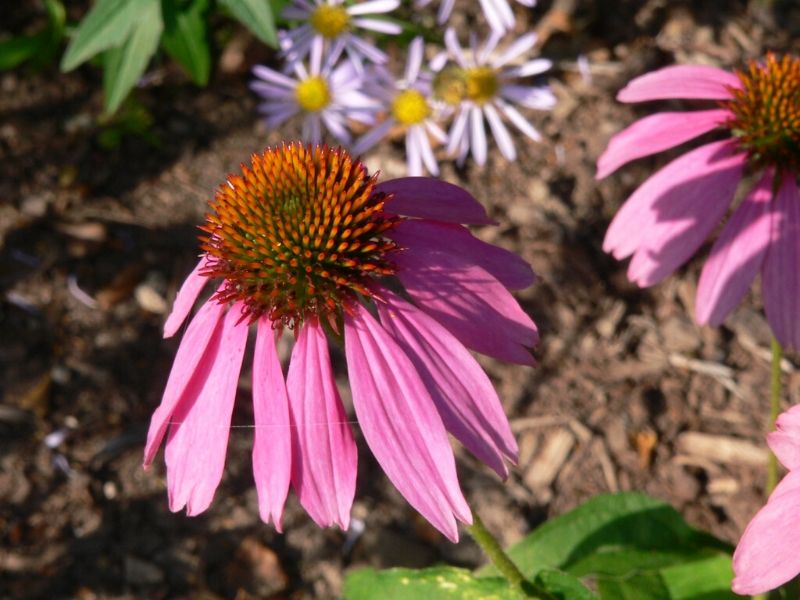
476;494;736;600
569;549;720;578
532;568;598;600
597;572;670;600
343;566;526;600
219;0;277;46
102;0;163;114
61;0;140;71
0;32;49;70
0;0;66;70
489;493;730;576
162;0;211;85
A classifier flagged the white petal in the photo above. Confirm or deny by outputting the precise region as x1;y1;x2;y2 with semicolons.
309;35;323;75
252;65;296;89
437;0;455;23
322;111;352;143
446;107;469;155
405;37;425;84
497;99;541;141
405;130;423;176
353;119;395;154
414;125;439;175
470;106;488;166
484;103;516;160
347;0;400;15
478;30;502;64
444;28;466;67
479;0;510;31
425;119;448;144
352;17;402;34
507;58;552;77
491;32;537;68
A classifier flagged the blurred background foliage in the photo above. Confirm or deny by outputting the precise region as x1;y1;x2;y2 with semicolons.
2;0;285;114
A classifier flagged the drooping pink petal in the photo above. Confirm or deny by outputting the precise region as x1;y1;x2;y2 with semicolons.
604;140;744;264
732;470;800;595
768;405;800;472
165;304;249;516
762;176;800;351
388;219;535;290
376;291;517;478
695;171;774;326
378;177;495;225
596;109;731;179
617;65;742;103
144;298;226;467
344;302;471;542
163;255;211;338
252;318;292;531
624;141;745;286
286;319;357;530
393;247;538;365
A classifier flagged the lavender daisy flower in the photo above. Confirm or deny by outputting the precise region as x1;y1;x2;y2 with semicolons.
433;28;554;166
415;0;536;33
250;44;378;144
280;0;401;73
354;38;447;176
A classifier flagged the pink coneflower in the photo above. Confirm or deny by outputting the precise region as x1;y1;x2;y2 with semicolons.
145;143;537;541
733;405;800;594
598;54;800;348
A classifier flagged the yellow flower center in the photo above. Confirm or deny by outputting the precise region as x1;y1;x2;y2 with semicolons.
465;66;499;105
724;53;800;170
433;66;468;106
391;89;432;125
295;76;331;112
432;65;500;106
310;4;350;39
200;143;398;328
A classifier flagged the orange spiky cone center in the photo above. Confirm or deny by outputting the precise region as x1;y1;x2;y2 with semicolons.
725;53;800;170
199;143;398;328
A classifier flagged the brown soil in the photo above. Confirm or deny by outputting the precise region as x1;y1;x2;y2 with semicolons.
2;0;800;598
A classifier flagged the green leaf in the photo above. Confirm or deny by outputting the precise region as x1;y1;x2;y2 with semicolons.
343;566;526;600
0;32;50;70
660;554;737;599
485;493;736;600
45;0;67;30
161;0;211;85
569;549;720;578
102;0;163;114
0;0;66;70
219;0;277;46
531;569;598;600
61;0;141;71
597;572;670;600
490;493;730;576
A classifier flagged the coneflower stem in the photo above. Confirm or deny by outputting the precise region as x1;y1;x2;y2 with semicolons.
753;339;784;600
466;510;544;598
766;337;783;495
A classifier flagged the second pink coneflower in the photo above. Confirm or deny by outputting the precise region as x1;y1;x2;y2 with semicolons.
598;54;800;349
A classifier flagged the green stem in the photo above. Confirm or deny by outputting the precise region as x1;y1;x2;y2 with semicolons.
466;510;544;598
766;337;783;495
752;338;783;600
